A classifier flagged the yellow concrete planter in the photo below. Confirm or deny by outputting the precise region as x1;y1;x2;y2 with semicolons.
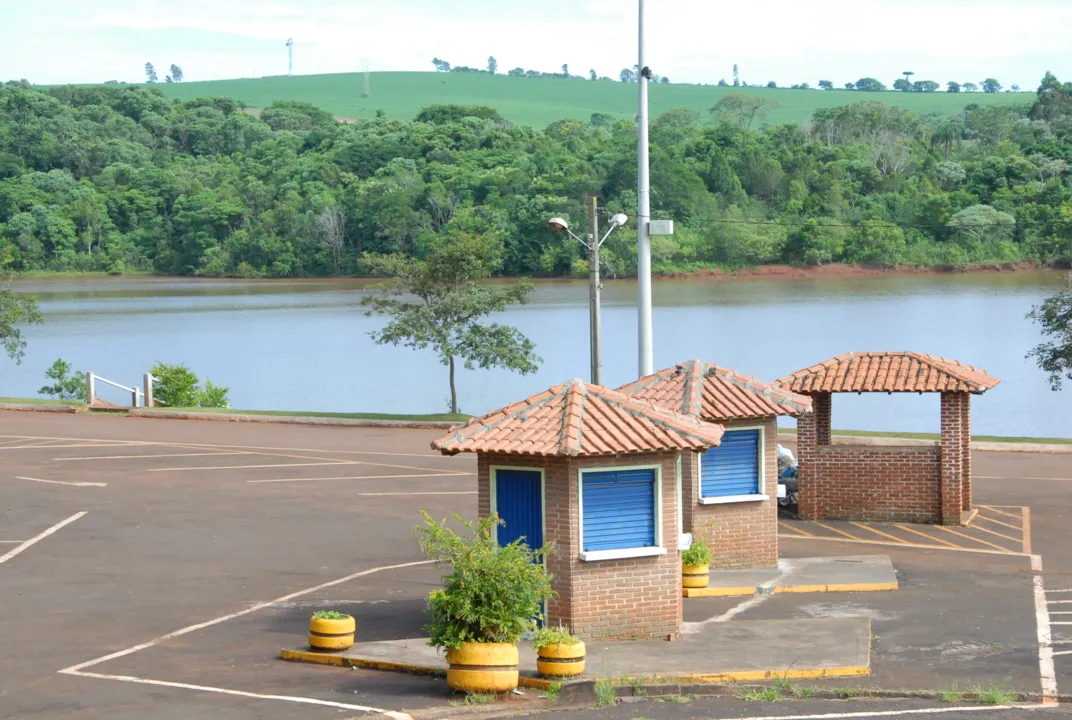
536;641;586;678
445;642;519;692
683;563;711;589
308;615;355;651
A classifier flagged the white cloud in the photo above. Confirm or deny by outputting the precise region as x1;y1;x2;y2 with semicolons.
2;0;1067;87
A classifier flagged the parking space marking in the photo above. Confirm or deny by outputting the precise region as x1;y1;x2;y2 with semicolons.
977;476;1072;481
248;471;472;484
0;512;86;565
357;491;476;496
149;461;351;472
850;521;910;544
894;523;961;548
14;476;107;488
977;505;1023;520
813;521;860;541
55;452;255;461
1032;554;1059;703
708;704;1050;720
58;559;434;719
934;525;1012;553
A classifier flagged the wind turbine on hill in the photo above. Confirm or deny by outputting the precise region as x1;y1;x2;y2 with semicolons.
286;38;294;76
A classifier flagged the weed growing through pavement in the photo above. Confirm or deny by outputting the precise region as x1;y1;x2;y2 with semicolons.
792;687;816;698
630;678;646;696
594;679;617;707
541;682;561;705
772;676;793;693
737;687;782;702
659;693;695;703
464;692;496;705
940;685;964;703
972;683;1017;705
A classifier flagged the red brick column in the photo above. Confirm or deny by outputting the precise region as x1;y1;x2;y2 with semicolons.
796;393;827;520
940;392;964;524
961;393;972;512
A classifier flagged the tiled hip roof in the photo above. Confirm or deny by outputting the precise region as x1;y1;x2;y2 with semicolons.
775;351;1000;394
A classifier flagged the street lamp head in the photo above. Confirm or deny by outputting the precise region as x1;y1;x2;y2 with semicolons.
547;217;569;232
609;213;629;229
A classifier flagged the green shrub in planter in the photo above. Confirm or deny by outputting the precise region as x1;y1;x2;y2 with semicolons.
530;626;581;651
681;538;713;567
415;511;554;651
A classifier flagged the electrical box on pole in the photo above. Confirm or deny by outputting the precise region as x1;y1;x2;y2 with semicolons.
648;220;674;235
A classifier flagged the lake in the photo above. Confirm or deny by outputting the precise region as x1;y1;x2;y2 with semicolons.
3;271;1068;438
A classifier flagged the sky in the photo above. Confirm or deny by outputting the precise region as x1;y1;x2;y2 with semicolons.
1;0;1069;89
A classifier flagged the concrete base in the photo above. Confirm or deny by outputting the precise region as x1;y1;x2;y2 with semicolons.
684;555;897;598
281;617;871;686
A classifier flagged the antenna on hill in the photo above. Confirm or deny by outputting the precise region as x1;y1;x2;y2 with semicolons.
286;38;294;76
360;58;371;97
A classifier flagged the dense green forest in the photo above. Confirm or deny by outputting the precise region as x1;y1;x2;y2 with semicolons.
2;74;1072;278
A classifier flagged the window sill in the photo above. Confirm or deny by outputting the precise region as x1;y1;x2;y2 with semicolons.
579;547;668;562
699;494;768;505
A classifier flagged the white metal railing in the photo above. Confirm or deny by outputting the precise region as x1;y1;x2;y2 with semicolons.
85;372;155;408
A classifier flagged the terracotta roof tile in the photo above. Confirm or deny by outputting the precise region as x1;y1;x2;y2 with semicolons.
432;379;725;457
775;352;1000;395
617;360;813;421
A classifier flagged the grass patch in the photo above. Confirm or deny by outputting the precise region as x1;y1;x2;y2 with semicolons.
971;683;1017;705
629;678;646;696
594;680;617;708
541;682;561;705
736;687;782;702
138;406;470;422
771;677;794;693
832;688;872;699
779;428;1072;445
658;694;694;703
792;687;816;698
463;692;496;705
0;396;79;406
940;686;964;703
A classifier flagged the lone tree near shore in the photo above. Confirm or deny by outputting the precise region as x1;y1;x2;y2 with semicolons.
360;233;541;414
1027;273;1072;390
0;258;42;366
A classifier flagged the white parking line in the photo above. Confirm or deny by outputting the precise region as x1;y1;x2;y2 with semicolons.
54;452;254;461
148;461;351;472
358;491;476;496
0;512;86;565
1031;554;1059;703
247;471;472;484
709;704;1051;720
58;559;433;718
14;476;107;488
1055;650;1072;656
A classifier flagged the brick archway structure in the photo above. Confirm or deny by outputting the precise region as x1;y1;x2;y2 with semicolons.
776;352;1000;525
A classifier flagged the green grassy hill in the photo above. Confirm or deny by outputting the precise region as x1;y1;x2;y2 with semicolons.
148;72;1032;127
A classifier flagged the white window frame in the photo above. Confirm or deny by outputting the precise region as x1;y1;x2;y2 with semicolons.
489;465;546;548
577;463;667;562
698;426;768;505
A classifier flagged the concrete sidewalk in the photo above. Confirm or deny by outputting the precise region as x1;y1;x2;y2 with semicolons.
281;617;872;687
684;555;898;598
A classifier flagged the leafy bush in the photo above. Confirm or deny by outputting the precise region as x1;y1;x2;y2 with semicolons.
681;538;713;567
415;512;553;650
531;625;581;651
38;358;87;401
150;362;230;408
312;610;349;620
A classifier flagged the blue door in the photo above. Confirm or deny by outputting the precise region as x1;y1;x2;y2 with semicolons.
494;469;543;550
701;429;761;499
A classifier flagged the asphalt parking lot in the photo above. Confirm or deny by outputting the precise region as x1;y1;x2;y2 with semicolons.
1;411;1070;720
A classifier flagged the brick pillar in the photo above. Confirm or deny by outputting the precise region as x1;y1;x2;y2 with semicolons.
796;393;824;520
814;392;832;446
961;393;972;512
682;451;698;534
940;392;964;524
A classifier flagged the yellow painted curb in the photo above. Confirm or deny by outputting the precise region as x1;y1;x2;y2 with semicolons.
773;582;898;594
280;648;557;689
683;586;755;598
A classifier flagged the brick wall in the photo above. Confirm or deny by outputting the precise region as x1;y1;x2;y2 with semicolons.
803;444;942;522
686;417;778;570
478;451;682;642
940;392;964;524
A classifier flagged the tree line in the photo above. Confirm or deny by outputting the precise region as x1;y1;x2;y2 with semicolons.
1;73;1072;280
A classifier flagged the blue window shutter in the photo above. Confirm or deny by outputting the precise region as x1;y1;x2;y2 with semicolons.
582;469;656;552
701;429;760;498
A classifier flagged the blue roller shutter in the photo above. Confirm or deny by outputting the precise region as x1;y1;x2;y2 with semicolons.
581;469;656;552
701;429;760;498
494;469;543;549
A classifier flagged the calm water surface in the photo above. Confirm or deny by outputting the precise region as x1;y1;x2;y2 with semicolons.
3;272;1068;438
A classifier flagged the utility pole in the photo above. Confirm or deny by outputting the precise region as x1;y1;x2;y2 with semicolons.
587;196;603;386
636;0;653;378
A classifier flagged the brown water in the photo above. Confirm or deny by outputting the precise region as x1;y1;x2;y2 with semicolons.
4;272;1068;438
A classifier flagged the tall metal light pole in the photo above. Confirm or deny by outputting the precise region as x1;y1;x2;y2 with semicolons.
636;0;653;378
549;207;629;387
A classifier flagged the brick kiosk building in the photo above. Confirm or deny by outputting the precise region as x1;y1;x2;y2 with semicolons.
432;378;724;641
776;352;1000;525
618;361;812;570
